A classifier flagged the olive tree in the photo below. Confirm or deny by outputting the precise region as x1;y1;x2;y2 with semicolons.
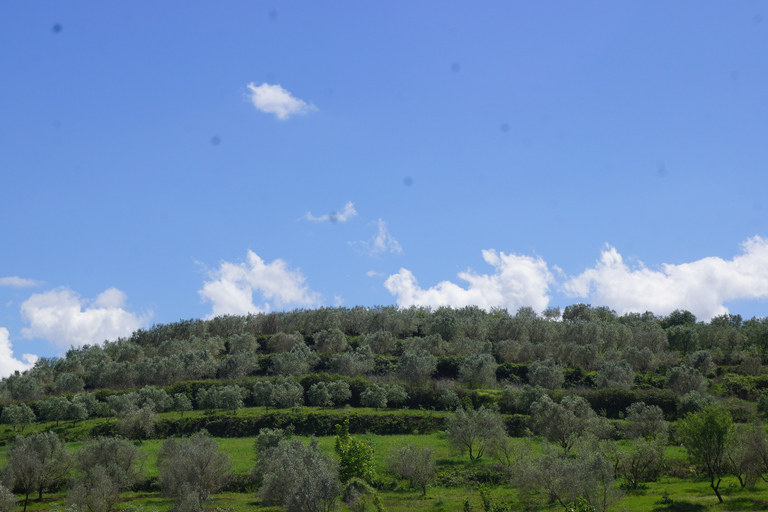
116;405;157;442
528;359;564;389
158;431;233;512
255;437;341;512
594;360;634;389
67;436;145;512
271;343;319;376
445;406;507;461
387;444;435;496
529;395;609;455
314;328;348;354
395;350;437;386
1;404;35;433
326;346;375;376
666;365;708;395
458;353;497;388
6;431;70;511
678;405;732;503
623;402;668;441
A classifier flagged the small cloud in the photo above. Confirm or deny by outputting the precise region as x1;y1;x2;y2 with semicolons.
384;249;555;313
305;201;358;223
562;236;768;321
246;82;316;120
0;327;37;378
366;270;384;278
352;219;403;256
199;250;322;318
0;276;41;288
333;295;344;307
20;287;150;350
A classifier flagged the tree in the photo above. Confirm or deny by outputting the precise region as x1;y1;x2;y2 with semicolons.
458;353;497;388
158;431;233;512
677;390;715;417
314;328;348;354
594;360;634;389
1;404;35;433
334;420;375;484
252;381;274;411
677;405;732;503
623;402;668;441
271;343;319;376
255;437;341;512
116;405;157;443
666;365;708;396
528;359;564;389
360;330;397;355
326;346;375;376
38;396;70;426
0;485;16;512
387;444;435;496
396;350;437;386
6;431;70;511
360;385;388;410
68;436;145;512
529;395;608;455
613;437;665;490
271;376;304;408
172;393;193;417
218;385;247;413
386;384;409;408
666;325;700;356
445;406;507;461
308;383;333;408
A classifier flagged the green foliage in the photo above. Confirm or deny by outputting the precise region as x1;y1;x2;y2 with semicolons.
335;419;376;484
677;405;733;503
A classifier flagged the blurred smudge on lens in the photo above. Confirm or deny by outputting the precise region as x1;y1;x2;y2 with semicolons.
403;177;413;186
657;162;667;177
211;136;221;146
52;24;62;33
269;8;278;21
500;123;510;133
451;62;461;73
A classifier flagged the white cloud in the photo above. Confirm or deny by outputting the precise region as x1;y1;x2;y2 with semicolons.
562;236;768;321
352;219;403;256
0;327;38;378
385;249;555;312
366;270;384;278
0;276;41;288
246;82;316;120
20;287;149;350
199;250;322;318
305;201;358;223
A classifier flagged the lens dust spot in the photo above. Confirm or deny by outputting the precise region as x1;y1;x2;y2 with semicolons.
753;14;762;24
500;123;510;133
52;24;62;34
451;62;461;73
657;162;668;177
268;8;278;21
211;136;221;146
403;177;413;186
730;71;740;81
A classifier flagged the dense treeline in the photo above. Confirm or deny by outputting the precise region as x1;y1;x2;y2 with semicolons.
2;304;768;428
2;304;768;511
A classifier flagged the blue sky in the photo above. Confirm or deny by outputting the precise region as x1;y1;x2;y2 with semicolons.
1;2;767;376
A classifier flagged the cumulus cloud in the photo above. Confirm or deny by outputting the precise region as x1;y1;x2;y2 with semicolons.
20;287;149;350
0;276;41;287
352;219;403;256
385;249;555;312
199;250;322;318
305;201;358;223
247;82;316;120
562;236;768;321
0;327;38;378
